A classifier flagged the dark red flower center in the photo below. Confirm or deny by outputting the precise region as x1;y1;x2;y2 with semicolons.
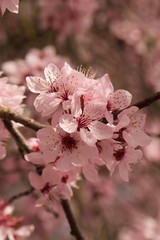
61;134;77;152
113;148;125;161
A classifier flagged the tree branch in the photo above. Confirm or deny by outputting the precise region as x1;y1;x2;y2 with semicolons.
7;187;34;204
61;200;85;240
132;91;160;109
3;119;31;157
0;107;46;131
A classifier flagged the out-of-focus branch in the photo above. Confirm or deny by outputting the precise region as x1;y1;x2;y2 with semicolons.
3;119;31;157
7;187;34;204
132;91;160;109
0;107;46;131
61;200;85;240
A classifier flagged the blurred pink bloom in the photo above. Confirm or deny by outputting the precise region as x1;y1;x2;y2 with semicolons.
38;0;98;42
105;143;143;182
0;76;25;113
0;0;19;15
2;46;69;85
29;166;79;207
96;74;132;124
0;199;34;240
115;106;151;147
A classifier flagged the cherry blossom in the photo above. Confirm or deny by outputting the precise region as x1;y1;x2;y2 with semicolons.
104;143;143;181
29;166;79;207
115;106;151;147
36;126;99;171
0;76;25;113
26;63;92;116
38;0;98;42
59;93;113;146
0;199;34;240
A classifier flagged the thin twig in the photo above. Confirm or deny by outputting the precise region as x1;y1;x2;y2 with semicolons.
3;119;31;156
0;107;46;131
7;187;34;204
132;91;160;109
61;200;85;240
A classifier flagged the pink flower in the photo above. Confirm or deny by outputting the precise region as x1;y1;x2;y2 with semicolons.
26;63;93;116
0;199;34;240
59;93;113;146
96;75;132;124
0;0;19;15
29;166;79;207
115;106;151;147
105;143;143;181
38;0;98;42
0;76;25;114
37;126;99;171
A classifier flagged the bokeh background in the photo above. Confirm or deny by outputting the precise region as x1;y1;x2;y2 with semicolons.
0;0;160;239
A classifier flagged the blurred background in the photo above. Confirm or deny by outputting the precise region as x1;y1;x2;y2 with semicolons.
0;0;160;239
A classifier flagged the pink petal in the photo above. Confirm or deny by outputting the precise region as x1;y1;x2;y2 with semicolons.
42;143;60;163
100;74;114;97
0;144;6;160
44;64;61;83
80;128;97;146
25;152;44;165
59;114;78;133
130;113;146;131
71;94;82;117
115;114;130;131
28;172;43;190
16;226;34;237
55;153;75;171
26;76;47;93
35;195;48;207
82;165;99;182
123;131;137;147
108;89;132;111
42;166;61;184
37;127;55;144
89;121;113;140
130;131;151;147
119;161;129;182
105;110;113;124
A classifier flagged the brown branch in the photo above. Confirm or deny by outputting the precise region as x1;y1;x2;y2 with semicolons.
0;107;46;131
3;119;31;157
7;187;34;204
132;91;160;109
61;200;85;240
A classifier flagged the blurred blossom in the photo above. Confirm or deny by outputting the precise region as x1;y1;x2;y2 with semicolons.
37;0;98;42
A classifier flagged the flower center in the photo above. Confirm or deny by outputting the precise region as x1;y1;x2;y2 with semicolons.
61;134;77;152
113;148;125;161
41;182;52;194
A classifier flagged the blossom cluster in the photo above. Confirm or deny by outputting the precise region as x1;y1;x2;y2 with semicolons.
0;75;25;159
38;0;98;42
0;0;19;15
0;199;34;240
25;62;151;205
